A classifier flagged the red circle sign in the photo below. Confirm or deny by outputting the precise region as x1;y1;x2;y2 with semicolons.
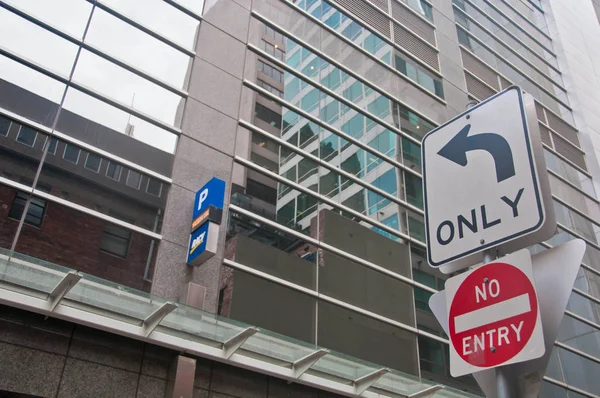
449;262;538;368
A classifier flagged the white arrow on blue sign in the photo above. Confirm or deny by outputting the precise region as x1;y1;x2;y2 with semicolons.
422;87;555;271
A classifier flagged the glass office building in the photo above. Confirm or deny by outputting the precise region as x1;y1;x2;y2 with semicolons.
1;0;600;397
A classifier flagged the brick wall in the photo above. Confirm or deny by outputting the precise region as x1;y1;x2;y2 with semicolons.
0;185;153;292
0;305;345;398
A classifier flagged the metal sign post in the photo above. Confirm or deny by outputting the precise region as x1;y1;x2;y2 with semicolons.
480;252;515;398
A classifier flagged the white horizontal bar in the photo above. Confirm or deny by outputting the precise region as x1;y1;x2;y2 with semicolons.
454;293;530;333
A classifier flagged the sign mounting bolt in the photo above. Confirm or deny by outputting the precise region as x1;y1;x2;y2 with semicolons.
490;346;496;353
480;239;485;244
484;278;489;283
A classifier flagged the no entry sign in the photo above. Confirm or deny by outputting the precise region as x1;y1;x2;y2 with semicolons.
445;249;545;377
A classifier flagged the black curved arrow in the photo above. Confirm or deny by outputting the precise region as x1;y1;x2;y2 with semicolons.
437;124;515;183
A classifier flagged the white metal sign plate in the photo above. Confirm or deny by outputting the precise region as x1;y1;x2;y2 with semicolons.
422;87;547;268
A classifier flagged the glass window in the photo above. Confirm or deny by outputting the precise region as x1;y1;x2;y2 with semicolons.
16;126;37;147
367;130;396;172
285;77;300;101
324;11;341;29
342;21;362;41
372;213;400;241
408;214;425;242
60;87;177;154
323;69;341;91
367;96;391;130
0;115;11;136
320;101;339;124
2;0;93;39
126;170;142;189
298;158;318;183
341;150;365;190
9;191;46;227
84;153;102;172
342;189;367;215
301;89;319;113
367;96;391;120
85;8;191;88
100;223;131;257
301;57;320;80
394;53;444;98
299;122;318;148
413;269;436;311
279;166;297;198
341;114;365;148
72;50;183;128
100;0;199;50
276;199;295;227
0;54;66;127
286;49;301;70
297;192;318;221
246;178;277;205
106;161;122;181
0;7;80;77
457;27;472;50
368;169;397;214
320;171;340;198
146;178;163;197
63;143;81;164
343;81;364;102
320;134;339;161
418;335;446;376
405;173;423;208
43;137;58;155
364;34;385;55
255;103;282;129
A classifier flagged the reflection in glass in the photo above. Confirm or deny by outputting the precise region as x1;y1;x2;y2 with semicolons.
85;8;192;89
0;116;46;188
0;8;79;77
60;88;178;155
72;50;184;127
8;192;46;228
0;55;65;127
36;135;168;233
16;126;37;147
100;0;200;50
63;143;81;164
2;0;93;39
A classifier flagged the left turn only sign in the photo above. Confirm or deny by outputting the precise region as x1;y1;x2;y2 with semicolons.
422;87;555;270
445;249;544;377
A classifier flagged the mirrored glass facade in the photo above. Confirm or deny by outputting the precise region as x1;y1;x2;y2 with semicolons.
0;0;196;291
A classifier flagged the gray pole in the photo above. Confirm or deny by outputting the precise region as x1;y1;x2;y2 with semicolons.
496;367;514;398
482;250;518;398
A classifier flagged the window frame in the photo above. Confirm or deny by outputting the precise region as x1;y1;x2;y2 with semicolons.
146;178;163;197
106;161;123;181
63;143;81;164
8;191;47;228
43;137;58;155
0;116;12;137
99;223;132;258
16;126;37;147
126;169;143;190
84;152;103;173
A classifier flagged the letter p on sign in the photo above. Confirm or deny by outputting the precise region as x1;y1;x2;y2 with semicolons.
198;188;208;211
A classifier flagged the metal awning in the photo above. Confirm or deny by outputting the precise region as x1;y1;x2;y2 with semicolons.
0;249;479;398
